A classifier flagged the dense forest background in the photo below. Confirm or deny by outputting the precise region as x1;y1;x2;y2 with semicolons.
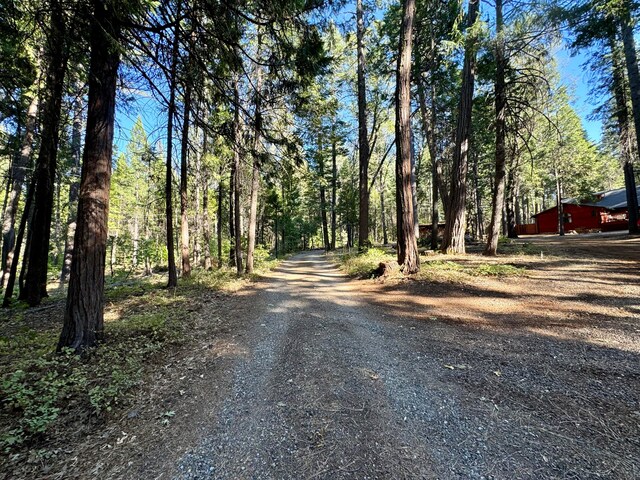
0;0;638;347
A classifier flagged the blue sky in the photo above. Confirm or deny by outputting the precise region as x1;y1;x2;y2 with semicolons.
556;46;604;143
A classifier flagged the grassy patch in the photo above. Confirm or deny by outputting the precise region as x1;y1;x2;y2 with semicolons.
0;258;285;455
419;259;526;282
334;248;394;278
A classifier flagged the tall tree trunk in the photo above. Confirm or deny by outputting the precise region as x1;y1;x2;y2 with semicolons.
380;173;388;245
194;129;202;267
506;169;518;238
202;173;212;270
442;0;479;254
555;166;565;236
620;4;640;163
473;152;484;240
395;0;419;273
416;67;441;251
1;94;38;287
60;89;83;282
180;66;192;278
331;134;337;250
217;163;224;269
229;158;236;267
319;146;330;251
22;0;69;306
484;0;506;255
58;0;120;351
233;84;242;274
611;31;639;234
165;6;180;288
246;54;263;274
202;136;212;270
357;0;370;250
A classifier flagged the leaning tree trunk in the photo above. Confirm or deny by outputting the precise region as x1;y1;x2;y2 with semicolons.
1;94;38;287
484;0;506;255
165;7;180;288
441;0;480;254
57;0;120;352
395;0;419;273
180;65;192;278
60;86;83;282
22;0;69;306
356;0;370;250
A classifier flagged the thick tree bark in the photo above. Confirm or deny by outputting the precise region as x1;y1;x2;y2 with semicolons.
610;32;639;234
57;1;120;352
60;87;83;282
441;0;479;254
395;0;419;273
22;0;68;306
484;0;506;255
180;65;192;278
165;7;180;288
620;5;640;165
357;0;370;250
1;94;38;287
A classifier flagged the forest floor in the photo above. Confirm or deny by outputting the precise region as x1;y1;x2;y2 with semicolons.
2;233;640;479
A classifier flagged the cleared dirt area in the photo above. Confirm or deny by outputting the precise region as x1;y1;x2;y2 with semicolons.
8;234;640;479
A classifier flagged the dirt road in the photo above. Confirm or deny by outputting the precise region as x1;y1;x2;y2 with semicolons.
70;250;639;479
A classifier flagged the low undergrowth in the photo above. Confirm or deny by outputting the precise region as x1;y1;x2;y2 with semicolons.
0;254;280;461
333;247;527;281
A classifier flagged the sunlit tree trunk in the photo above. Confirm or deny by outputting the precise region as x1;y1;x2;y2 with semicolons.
180;64;192;278
484;0;506;255
395;0;419;273
441;0;479;254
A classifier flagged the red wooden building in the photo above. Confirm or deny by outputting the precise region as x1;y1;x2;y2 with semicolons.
522;186;640;234
531;203;604;234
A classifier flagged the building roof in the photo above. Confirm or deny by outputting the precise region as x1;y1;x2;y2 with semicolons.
532;186;640;217
581;186;640;210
